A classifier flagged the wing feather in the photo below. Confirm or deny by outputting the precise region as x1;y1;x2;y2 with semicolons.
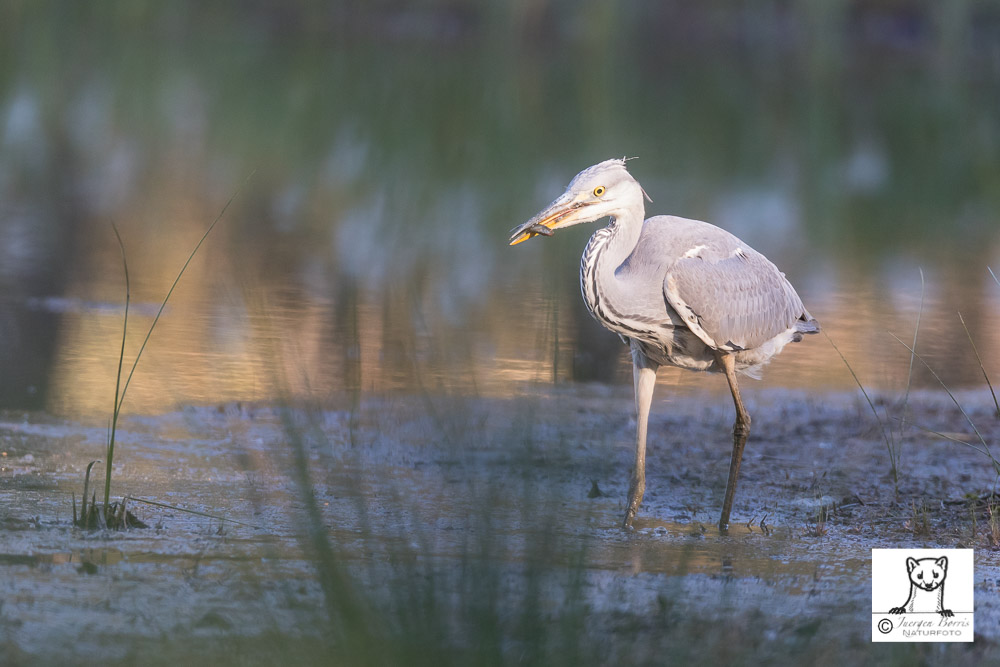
664;246;806;352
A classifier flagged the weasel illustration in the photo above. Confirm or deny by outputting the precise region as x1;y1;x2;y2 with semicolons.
888;556;953;617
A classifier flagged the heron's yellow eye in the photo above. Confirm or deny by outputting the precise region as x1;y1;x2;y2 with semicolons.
593;186;606;197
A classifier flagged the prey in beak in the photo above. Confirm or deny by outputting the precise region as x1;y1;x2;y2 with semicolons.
508;193;595;246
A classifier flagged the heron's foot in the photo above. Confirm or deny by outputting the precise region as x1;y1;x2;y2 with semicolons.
718;505;739;533
622;498;642;529
622;474;645;530
888;607;905;615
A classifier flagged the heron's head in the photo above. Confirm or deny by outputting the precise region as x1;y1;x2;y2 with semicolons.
509;158;648;246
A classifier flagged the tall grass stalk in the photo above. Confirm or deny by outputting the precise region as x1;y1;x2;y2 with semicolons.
824;331;898;490
101;177;251;517
900;267;924;427
988;266;1000;418
888;332;1000;475
826;273;927;494
125;495;261;528
905;421;998;461
958;311;1000;420
269;382;600;664
105;224;130;514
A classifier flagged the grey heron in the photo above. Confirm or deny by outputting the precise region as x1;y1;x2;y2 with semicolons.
509;159;819;531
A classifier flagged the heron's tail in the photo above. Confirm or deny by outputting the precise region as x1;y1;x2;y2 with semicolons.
795;312;820;336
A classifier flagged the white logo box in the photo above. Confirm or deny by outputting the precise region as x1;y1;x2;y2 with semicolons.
872;548;974;643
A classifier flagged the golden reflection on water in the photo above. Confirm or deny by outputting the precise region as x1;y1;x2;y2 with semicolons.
21;154;1000;417
43;221;1000;417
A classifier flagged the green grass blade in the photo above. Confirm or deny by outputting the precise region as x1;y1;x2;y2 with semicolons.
96;173;253;526
900;418;994;460
823;331;894;457
119;172;254;404
901;267;924;423
81;459;100;526
105;224;130;512
111;223;130;419
958;311;1000;420
125;495;261;528
888;331;996;465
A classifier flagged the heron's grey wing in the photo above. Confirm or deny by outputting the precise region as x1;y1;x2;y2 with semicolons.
664;247;806;352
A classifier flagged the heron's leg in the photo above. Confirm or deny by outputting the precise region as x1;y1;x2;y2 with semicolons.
716;352;751;532
624;351;658;529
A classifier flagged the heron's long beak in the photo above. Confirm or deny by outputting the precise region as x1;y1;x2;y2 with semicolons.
508;193;594;246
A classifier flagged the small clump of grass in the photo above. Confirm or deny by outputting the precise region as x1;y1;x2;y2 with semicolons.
73;177;251;530
904;499;931;536
73;458;147;528
967;493;979;540
966;492;1000;549
961;491;1000;548
989;497;1000;548
803;504;829;537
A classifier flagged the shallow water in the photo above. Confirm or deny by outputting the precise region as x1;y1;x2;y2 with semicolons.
3;390;1000;663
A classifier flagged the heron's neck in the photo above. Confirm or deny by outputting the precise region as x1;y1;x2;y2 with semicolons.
602;205;645;268
580;201;645;325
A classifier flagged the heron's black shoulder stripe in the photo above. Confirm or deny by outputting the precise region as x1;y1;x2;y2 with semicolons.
580;227;668;349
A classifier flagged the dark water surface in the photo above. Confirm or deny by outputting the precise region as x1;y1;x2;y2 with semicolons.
2;5;1000;417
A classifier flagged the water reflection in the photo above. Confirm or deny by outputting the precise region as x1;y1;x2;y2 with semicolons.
1;4;999;415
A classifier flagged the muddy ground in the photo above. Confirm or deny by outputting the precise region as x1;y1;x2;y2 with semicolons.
1;386;999;665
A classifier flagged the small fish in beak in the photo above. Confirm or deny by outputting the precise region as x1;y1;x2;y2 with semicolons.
508;194;594;246
526;223;553;236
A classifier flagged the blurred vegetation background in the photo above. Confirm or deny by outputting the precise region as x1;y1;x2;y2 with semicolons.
1;0;999;413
